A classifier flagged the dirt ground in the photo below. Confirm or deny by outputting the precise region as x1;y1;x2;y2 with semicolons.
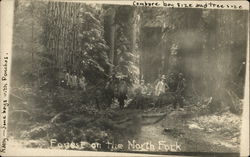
116;107;240;153
7;106;240;154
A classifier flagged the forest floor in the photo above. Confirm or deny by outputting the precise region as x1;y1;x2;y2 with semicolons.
8;86;241;153
114;106;240;153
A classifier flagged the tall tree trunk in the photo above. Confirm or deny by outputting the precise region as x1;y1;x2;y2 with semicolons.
106;8;116;73
110;24;116;65
131;8;141;82
31;2;34;63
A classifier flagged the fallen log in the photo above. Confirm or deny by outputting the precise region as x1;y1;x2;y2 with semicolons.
142;112;167;118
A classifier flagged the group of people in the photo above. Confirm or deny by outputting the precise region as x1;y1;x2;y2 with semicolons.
62;71;87;90
139;73;186;96
134;72;186;109
59;69;186;109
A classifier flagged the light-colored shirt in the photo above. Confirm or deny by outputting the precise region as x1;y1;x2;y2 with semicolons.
155;81;165;96
65;73;70;85
72;75;78;87
79;77;86;90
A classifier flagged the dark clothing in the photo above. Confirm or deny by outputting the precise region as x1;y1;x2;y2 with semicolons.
105;82;115;107
167;75;178;92
116;80;128;109
118;94;127;109
175;78;186;108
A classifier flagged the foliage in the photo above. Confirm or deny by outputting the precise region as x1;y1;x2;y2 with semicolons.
77;9;111;84
189;112;241;140
12;0;46;87
112;6;139;86
40;2;111;86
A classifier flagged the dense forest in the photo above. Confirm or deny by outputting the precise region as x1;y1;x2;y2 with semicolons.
9;0;247;153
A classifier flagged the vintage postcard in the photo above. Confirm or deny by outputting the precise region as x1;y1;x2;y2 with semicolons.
1;0;249;156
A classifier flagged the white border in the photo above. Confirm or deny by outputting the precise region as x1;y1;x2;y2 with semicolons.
0;0;249;156
0;0;14;154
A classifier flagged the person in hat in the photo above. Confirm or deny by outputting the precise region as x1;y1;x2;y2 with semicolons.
175;73;186;108
79;75;87;91
65;70;70;87
73;73;78;88
154;75;166;96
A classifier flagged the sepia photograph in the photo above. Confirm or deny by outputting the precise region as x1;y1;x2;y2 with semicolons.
1;0;249;156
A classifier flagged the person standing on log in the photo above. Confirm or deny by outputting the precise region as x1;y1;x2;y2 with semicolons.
71;72;78;89
154;75;166;96
65;71;70;87
79;75;86;91
175;73;186;108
